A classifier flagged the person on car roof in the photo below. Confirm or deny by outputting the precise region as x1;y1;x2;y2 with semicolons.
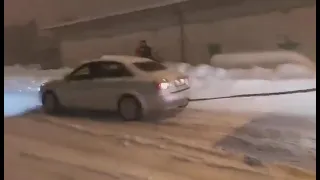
135;40;154;60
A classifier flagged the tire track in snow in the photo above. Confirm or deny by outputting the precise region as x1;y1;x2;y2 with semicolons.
4;109;315;180
5;116;272;180
5;111;271;178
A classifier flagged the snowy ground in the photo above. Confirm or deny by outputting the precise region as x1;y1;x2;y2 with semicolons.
4;63;316;180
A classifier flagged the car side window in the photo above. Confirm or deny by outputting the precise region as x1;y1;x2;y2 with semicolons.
68;64;92;81
91;61;133;79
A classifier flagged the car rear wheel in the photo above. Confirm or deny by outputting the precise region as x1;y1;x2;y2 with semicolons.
179;99;189;108
42;92;60;114
118;95;143;121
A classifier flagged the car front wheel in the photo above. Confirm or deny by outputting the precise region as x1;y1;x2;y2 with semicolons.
42;92;60;114
118;95;143;121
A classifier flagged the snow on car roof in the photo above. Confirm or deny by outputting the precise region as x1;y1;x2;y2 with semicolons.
82;55;152;65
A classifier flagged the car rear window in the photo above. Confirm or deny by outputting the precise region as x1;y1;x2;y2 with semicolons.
133;61;167;72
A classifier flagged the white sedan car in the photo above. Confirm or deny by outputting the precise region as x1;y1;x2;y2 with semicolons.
40;55;190;121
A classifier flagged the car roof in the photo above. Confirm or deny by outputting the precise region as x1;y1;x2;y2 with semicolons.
82;55;152;65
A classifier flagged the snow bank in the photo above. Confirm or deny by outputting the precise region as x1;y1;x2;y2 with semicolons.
4;63;316;117
4;63;316;96
4;64;72;77
4;93;40;117
189;91;316;117
165;62;316;80
210;51;316;70
164;62;316;98
4;65;72;93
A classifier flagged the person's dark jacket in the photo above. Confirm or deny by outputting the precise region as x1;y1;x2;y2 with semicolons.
135;45;153;59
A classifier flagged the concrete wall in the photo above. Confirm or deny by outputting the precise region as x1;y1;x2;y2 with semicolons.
4;0;171;26
61;6;316;67
4;21;62;68
4;21;38;65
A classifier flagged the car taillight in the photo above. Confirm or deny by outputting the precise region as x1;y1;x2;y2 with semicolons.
176;76;189;86
182;76;189;86
158;82;170;90
155;79;170;90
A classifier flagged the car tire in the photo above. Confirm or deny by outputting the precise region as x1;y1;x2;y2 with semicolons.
118;95;143;121
42;91;61;114
179;100;189;108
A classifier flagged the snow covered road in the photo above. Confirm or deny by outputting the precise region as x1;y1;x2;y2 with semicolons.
4;109;316;180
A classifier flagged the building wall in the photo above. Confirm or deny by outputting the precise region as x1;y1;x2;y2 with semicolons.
4;21;62;68
61;6;316;67
4;0;172;26
4;0;169;67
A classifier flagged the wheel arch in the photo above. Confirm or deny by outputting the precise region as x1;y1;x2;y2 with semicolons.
41;89;59;104
117;92;147;111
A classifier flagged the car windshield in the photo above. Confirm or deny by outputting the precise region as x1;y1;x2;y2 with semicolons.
133;61;167;72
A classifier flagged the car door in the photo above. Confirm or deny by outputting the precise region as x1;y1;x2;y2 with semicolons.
59;63;97;109
89;61;135;110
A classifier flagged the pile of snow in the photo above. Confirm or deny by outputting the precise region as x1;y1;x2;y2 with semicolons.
165;62;316;80
210;51;316;70
4;93;40;117
4;64;71;77
163;62;316;98
4;65;72;93
4;63;316;95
